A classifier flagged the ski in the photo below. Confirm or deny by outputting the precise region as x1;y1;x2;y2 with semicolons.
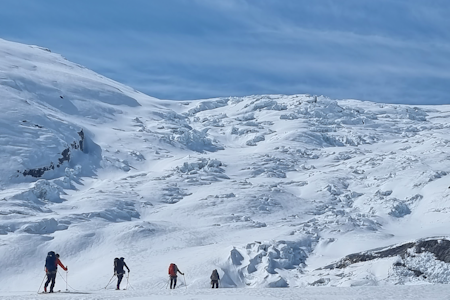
39;290;61;294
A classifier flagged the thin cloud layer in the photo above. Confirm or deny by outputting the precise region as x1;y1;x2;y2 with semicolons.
0;0;449;104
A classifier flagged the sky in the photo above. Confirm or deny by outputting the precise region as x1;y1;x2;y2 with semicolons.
0;0;449;104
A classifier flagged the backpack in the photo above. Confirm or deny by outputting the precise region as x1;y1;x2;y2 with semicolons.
211;269;219;280
168;263;177;276
45;251;57;272
114;258;124;271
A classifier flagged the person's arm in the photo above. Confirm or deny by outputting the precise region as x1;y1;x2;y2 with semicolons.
57;258;68;271
177;268;184;275
124;262;130;272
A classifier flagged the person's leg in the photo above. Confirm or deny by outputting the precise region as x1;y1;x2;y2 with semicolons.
117;274;123;289
44;274;51;292
170;277;174;289
173;277;177;289
49;273;56;292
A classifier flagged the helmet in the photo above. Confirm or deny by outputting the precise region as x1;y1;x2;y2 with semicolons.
120;257;125;260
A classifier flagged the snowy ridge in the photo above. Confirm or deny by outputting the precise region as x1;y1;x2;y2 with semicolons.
1;37;450;297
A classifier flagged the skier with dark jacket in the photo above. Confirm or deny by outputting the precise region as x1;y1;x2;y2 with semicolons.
114;257;130;290
44;252;68;293
168;263;184;289
210;269;220;288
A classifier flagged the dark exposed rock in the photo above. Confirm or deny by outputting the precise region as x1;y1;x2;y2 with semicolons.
393;261;405;267
324;238;450;270
58;148;70;165
21;165;51;177
414;239;450;263
410;269;424;277
20;129;85;178
20;120;43;128
78;130;84;151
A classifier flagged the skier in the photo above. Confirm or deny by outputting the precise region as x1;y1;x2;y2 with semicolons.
168;263;184;289
210;269;220;288
44;252;68;293
114;257;130;290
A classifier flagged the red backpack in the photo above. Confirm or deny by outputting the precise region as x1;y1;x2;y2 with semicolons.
168;263;177;276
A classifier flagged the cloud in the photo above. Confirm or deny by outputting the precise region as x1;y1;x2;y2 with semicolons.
0;0;449;104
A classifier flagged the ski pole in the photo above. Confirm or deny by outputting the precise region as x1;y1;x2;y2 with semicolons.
126;273;129;290
37;274;46;293
183;274;187;289
127;275;135;290
66;271;68;292
104;274;115;289
57;271;79;292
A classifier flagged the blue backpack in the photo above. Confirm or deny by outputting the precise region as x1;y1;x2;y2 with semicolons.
114;258;124;272
45;251;57;272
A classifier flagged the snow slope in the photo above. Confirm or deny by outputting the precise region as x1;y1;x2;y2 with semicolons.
1;37;450;298
2;284;450;300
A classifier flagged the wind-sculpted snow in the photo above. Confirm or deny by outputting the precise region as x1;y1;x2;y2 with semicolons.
186;98;229;115
246;134;265;147
3;38;450;293
82;204;139;222
222;240;309;288
243;97;288;112
20;218;68;234
148;112;224;152
169;128;224;152
177;158;226;175
15;179;64;203
248;152;314;178
159;184;192;204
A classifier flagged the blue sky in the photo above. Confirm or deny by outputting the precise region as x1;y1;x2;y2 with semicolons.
0;0;449;104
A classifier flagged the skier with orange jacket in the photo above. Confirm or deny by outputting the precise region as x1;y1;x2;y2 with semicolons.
168;263;184;289
44;252;68;293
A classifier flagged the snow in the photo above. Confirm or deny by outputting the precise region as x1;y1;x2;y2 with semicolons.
0;285;450;300
2;37;450;299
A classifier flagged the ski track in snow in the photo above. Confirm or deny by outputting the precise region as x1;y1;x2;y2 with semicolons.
2;38;450;297
2;285;450;300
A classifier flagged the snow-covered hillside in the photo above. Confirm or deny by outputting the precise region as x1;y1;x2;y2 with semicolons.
1;37;450;298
